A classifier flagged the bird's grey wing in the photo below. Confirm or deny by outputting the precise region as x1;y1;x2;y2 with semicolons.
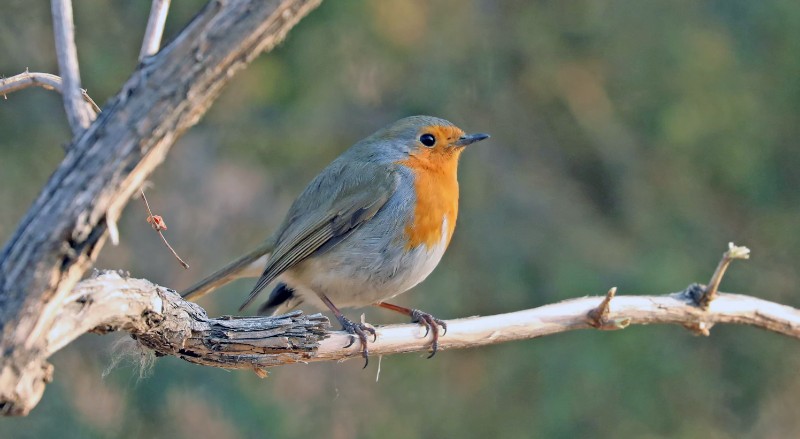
238;162;399;311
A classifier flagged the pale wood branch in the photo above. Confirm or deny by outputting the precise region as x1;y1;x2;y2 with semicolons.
0;70;100;113
27;271;800;381
48;271;330;368
1;71;62;95
695;243;752;309
139;0;171;61
0;0;323;416
50;0;96;135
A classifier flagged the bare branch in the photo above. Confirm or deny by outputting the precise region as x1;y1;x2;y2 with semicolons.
0;0;323;417
322;287;800;358
694;243;752;309
50;0;96;135
0;71;62;95
139;0;171;61
13;271;800;399
47;272;330;366
0;70;100;112
3;235;798;415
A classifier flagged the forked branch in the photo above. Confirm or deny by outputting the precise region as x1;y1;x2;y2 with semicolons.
50;0;96;134
0;0;323;417
139;0;172;60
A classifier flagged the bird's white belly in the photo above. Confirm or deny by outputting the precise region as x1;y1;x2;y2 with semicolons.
280;219;450;310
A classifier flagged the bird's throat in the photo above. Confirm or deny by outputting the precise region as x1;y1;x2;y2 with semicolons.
398;150;460;250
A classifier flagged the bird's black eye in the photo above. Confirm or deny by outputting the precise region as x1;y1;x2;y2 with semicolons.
420;133;436;147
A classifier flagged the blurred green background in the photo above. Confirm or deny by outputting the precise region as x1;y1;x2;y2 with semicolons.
2;0;800;438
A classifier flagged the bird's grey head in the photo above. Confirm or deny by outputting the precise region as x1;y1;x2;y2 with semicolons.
350;115;489;163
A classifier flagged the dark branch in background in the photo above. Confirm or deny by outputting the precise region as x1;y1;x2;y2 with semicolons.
0;0;324;417
139;0;171;61
50;0;96;135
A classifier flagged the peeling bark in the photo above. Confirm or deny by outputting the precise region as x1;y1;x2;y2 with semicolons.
0;0;322;416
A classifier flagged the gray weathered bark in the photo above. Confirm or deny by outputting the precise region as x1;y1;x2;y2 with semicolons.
61;272;330;372
0;0;322;416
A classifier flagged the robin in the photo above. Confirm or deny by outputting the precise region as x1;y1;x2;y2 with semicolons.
182;115;489;363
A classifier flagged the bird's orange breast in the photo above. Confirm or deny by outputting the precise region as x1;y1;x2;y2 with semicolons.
397;125;465;250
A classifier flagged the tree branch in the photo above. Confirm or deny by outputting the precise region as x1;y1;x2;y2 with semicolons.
1;71;62;95
20;271;800;389
48;271;330;369
0;0;323;416
139;0;171;61
50;0;96;135
694;243;751;309
0;70;100;113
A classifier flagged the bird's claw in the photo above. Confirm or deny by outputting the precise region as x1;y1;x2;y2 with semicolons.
410;309;447;358
338;316;377;368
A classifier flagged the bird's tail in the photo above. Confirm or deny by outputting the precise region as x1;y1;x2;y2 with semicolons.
181;240;274;301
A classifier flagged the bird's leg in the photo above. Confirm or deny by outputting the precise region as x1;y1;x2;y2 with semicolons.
319;293;376;368
376;302;447;358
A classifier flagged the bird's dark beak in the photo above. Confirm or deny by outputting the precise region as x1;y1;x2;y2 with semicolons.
455;132;490;147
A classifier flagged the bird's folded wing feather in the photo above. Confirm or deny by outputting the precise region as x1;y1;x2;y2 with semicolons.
239;161;399;310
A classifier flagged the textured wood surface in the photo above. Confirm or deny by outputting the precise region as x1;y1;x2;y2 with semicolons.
0;0;322;416
24;272;800;378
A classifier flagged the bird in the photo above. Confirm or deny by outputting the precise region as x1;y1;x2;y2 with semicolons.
181;115;489;363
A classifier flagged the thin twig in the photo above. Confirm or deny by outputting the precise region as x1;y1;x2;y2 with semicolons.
139;0;171;61
1;70;62;96
0;70;99;112
80;90;101;113
51;0;95;135
694;242;751;309
140;188;189;269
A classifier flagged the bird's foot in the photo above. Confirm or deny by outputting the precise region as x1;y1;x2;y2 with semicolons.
410;309;448;358
337;315;377;368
